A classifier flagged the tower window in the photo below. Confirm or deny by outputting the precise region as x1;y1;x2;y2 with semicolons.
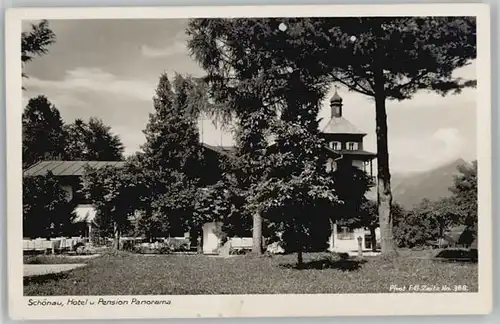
347;142;358;150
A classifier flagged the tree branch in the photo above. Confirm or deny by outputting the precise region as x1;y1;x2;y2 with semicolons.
328;72;375;97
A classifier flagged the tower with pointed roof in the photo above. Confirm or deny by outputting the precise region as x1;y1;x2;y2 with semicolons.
322;90;378;253
321;90;376;175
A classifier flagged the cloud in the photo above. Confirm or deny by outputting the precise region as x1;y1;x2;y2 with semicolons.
140;28;190;59
140;41;187;58
23;67;156;102
385;127;464;174
22;68;157;154
432;127;462;160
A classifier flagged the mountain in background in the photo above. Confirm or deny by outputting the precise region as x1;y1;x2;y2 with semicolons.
390;158;468;210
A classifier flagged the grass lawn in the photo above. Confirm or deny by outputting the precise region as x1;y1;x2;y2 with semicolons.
24;251;477;296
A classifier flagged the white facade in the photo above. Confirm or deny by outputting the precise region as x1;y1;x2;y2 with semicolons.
202;222;221;254
201;221;380;254
328;222;381;252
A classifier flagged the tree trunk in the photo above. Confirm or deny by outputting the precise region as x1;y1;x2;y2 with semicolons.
252;212;263;255
369;227;377;252
295;222;304;267
374;72;398;257
297;248;303;267
113;222;121;250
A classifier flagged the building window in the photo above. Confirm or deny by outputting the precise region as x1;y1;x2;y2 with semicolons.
347;142;358;150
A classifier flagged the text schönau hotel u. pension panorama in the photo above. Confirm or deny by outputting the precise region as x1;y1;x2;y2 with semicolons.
28;297;172;307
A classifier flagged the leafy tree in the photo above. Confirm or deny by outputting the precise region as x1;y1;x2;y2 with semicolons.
246;114;339;265
332;166;402;252
22;20;56;82
192;180;236;248
65;117;124;161
23;172;76;238
331;164;373;222
80;163;143;249
194;182;232;227
313;17;477;255
393;161;477;249
393;199;443;248
449;161;477;231
22;95;66;168
393;197;459;248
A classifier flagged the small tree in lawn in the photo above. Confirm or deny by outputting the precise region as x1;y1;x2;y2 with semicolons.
252;55;341;263
358;200;379;251
23;172;76;238
249;112;340;265
313;17;477;255
23;95;66;168
81;164;140;249
193;180;234;245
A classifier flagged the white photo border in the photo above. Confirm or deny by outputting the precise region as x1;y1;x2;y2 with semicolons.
5;3;492;320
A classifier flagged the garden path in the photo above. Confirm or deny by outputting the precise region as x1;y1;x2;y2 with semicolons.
23;264;86;277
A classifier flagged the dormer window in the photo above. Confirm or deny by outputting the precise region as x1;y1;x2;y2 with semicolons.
347;142;358;150
330;141;341;150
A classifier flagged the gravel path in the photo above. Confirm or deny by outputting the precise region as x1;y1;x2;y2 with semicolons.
24;264;86;277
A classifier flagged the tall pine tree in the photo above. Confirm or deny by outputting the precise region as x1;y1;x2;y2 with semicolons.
137;73;203;238
188;19;342;262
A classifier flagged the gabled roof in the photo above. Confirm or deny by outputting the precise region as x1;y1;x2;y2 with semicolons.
23;160;126;177
321;117;366;135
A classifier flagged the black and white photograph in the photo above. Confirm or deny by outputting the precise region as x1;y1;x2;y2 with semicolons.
6;4;491;319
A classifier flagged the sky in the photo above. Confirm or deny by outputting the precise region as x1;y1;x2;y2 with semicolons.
22;19;477;174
